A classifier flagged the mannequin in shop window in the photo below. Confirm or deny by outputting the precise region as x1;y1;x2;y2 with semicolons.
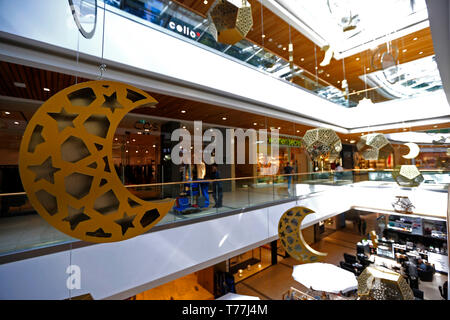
211;164;223;208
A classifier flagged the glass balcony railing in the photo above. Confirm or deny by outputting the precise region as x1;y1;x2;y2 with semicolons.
0;169;448;257
104;0;354;107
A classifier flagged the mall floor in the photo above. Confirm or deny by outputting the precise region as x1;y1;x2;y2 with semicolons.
235;222;448;300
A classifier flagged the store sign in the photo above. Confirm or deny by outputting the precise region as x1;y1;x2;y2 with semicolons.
268;137;303;147
168;21;200;39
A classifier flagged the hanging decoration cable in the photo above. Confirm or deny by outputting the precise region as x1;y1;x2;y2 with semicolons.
314;45;318;86
99;0;107;79
260;1;264;48
288;24;294;83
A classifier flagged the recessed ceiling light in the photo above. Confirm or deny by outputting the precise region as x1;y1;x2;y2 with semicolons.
181;110;186;113
300;58;304;61
419;51;423;55
13;82;26;88
283;47;286;51
203;0;208;4
137;131;142;135
413;37;418;40
126;150;129;153
222;117;227;120
43;88;50;92
253;122;257;126
296;130;300;133
433;125;438;128
262;34;265;38
402;49;407;53
356;57;360;61
132;139;136;142
182;126;186;129
136;150;139;153
350;140;356;144
366;67;370;71
326;74;330;77
146;150;149;153
278;127;281;130
14;121;19;125
144;128;150;132
127;141;129;144
153;145;156;148
114;137;118;141
4;111;10;115
403;128;408;131
337;80;340;83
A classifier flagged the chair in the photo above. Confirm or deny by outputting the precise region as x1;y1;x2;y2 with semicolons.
340;261;358;275
412;288;424;300
439;281;448;300
344;253;357;264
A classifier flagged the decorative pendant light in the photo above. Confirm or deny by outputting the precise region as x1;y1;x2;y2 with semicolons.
357;133;394;161
391;165;424;187
209;0;253;45
303;128;342;160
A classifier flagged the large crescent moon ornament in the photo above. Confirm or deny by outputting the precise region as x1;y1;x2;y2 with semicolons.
278;207;327;263
19;81;174;243
402;143;420;159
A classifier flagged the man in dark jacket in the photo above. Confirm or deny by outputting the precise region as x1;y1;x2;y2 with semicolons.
211;164;223;208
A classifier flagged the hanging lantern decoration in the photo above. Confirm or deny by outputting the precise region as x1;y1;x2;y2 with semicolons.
391;165;424;187
303;128;342;160
357;133;394;161
357;266;414;300
209;0;253;45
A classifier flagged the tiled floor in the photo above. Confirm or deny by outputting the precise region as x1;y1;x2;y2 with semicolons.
236;228;448;300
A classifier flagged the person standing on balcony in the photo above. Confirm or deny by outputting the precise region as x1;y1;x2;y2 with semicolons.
284;162;294;195
211;164;223;208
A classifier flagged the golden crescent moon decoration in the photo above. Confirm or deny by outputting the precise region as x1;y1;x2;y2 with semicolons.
19;81;174;243
278;207;327;263
402;142;420;159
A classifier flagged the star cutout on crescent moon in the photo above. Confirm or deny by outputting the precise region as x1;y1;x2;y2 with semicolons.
114;212;136;235
47;108;79;132
102;92;124;113
27;156;60;183
62;206;91;230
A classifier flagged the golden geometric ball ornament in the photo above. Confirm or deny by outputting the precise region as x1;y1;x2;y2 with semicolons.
302;128;343;160
357;266;414;300
278;207;327;263
210;0;253;45
357;133;394;161
19;81;174;243
391;165;424;187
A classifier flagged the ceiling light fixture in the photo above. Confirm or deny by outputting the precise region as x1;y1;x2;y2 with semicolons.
222;117;227;120
13;82;26;88
419;51;423;55
253;122;257;126
153;145;156;148
413;37;418;41
4;111;10;115
43;88;50;92
402;49;407;53
356;57;360;61
181;110;186;113
14;121;19;125
300;58;304;61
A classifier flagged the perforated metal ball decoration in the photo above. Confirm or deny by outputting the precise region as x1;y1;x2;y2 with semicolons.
357;266;414;300
391;165;424;187
303;128;342;160
210;0;253;45
357;133;393;161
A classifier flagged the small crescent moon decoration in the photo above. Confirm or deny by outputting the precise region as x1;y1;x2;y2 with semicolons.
19;81;174;243
402;142;420;159
278;207;327;263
